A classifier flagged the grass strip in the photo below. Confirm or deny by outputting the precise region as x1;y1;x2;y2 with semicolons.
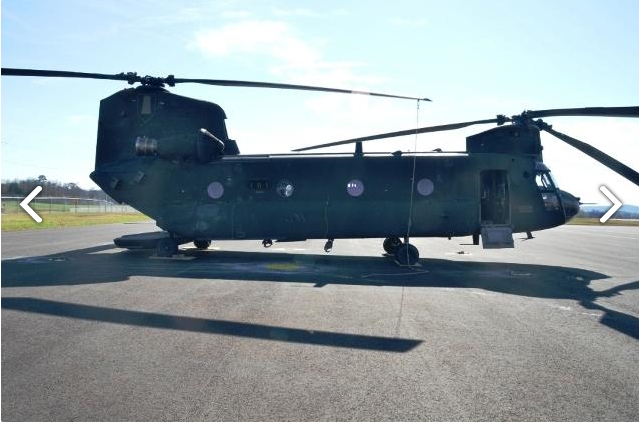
566;217;639;226
1;213;151;231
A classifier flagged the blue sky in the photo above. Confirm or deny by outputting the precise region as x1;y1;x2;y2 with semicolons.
2;0;638;204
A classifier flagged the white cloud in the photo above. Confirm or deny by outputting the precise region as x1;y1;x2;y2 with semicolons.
219;10;252;20
189;19;387;89
190;18;366;90
190;20;319;64
273;8;319;18
390;17;427;28
188;17;423;157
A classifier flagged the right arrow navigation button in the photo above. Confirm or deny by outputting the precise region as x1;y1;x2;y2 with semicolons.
599;185;623;223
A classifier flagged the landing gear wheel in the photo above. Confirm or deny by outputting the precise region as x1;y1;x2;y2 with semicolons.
394;243;419;266
324;239;334;253
194;239;211;250
156;237;178;257
383;236;402;254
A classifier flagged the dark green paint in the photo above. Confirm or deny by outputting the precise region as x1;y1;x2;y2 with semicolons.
90;86;577;245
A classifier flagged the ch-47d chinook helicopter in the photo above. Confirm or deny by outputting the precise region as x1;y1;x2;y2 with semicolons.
3;68;639;266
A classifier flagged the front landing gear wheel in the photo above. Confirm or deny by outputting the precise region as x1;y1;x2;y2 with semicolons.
324;239;334;253
157;237;178;257
194;239;211;250
394;243;419;266
383;236;402;254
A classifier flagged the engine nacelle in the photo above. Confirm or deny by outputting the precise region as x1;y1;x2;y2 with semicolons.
135;129;224;163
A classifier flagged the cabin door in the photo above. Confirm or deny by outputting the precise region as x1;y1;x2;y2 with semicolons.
480;170;509;225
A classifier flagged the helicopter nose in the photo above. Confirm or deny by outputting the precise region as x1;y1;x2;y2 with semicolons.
558;189;580;221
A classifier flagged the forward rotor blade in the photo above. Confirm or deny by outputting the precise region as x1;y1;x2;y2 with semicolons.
540;123;639;187
293;118;502;152
173;77;430;101
525;106;639;119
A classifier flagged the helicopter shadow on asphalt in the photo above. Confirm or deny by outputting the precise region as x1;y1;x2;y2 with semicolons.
2;243;638;343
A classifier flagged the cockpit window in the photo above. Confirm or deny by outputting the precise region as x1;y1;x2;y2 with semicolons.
535;171;556;191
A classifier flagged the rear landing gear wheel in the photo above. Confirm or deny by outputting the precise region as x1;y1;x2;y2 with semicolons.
394;243;419;266
157;237;178;257
383;236;403;254
194;239;211;250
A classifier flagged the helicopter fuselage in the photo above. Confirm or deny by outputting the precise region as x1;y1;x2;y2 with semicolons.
91;151;575;242
89;85;579;253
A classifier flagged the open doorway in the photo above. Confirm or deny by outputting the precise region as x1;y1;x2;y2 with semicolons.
480;170;509;225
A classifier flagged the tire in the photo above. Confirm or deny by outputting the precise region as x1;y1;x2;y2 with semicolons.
156;237;178;257
194;239;211;250
394;243;419;266
383;236;402;254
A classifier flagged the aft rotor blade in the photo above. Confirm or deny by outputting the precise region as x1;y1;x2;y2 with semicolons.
1;67;140;83
173;77;430;101
1;67;429;101
540;123;639;187
525;106;639;119
293;118;502;152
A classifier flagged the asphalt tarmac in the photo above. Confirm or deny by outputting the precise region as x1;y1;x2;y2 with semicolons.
2;222;638;421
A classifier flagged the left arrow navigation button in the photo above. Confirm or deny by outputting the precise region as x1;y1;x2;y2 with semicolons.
20;186;43;223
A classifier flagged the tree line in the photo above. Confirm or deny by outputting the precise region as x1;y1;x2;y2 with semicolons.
577;208;639;220
1;176;105;199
